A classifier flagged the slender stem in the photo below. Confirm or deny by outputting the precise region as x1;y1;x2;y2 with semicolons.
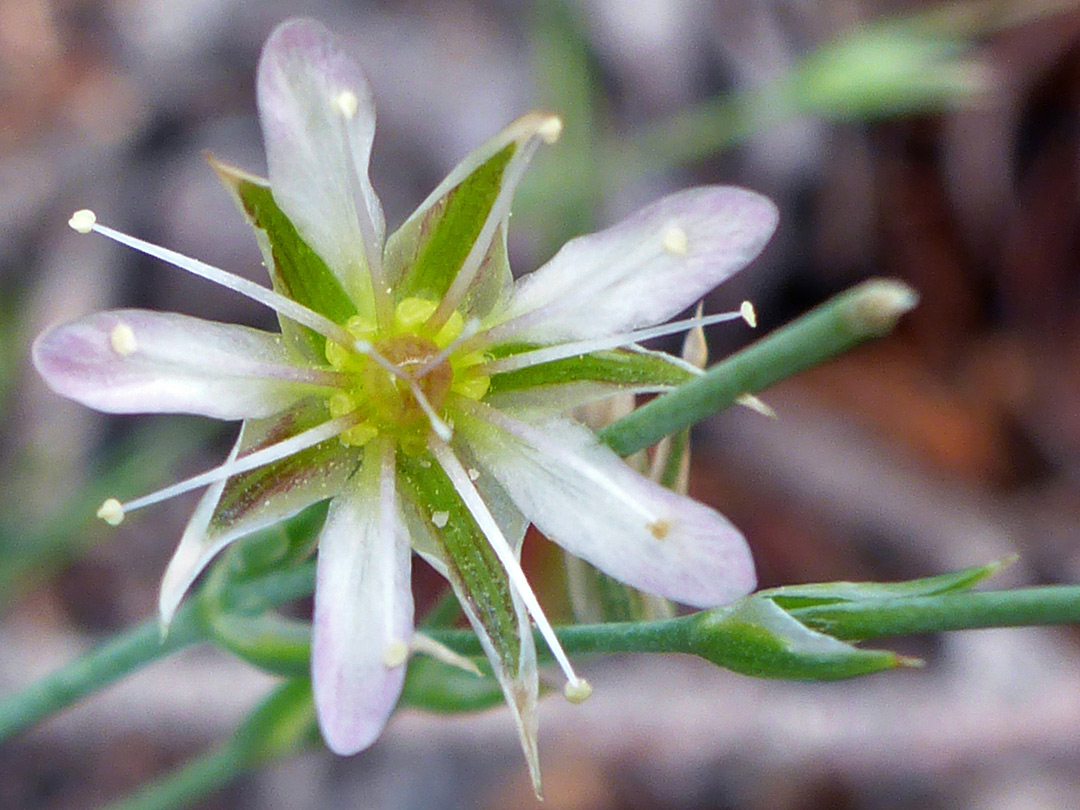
600;279;918;456
104;744;247;810
0;563;315;743
0;601;205;742
427;585;1080;660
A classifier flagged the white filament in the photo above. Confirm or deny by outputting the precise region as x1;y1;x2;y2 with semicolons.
428;437;587;693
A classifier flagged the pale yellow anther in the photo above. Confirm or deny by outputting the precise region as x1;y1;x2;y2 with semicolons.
381;640;409;668
69;209;97;234
467;468;480;481
327;391;354;418
563;678;593;704
662;225;688;256
97;498;125;526
431;510;449;528
648;519;671;540
537;115;563;145
340;422;378;448
334;90;359;119
451;373;490;401
109;322;137;356
740;300;757;328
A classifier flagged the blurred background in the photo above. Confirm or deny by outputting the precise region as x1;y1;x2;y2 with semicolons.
2;0;1080;808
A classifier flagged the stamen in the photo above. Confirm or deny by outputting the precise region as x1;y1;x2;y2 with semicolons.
69;209;97;234
97;498;125;526
334;90;359;119
431;510;449;528
109;322;137;356
425;116;561;333
428;437;588;694
381;640;409;668
477;309;745;375
740;300;757;328
108;414;357;518
76;214;355;347
411;633;482;676
662;225;688;256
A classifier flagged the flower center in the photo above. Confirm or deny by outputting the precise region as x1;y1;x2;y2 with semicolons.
324;297;491;450
362;334;451;427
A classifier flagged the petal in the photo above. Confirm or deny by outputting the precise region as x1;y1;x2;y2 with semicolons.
385;113;560;320
33;309;327;419
258;19;384;315
313;440;413;754
159;399;357;624
490;187;778;343
459;409;757;607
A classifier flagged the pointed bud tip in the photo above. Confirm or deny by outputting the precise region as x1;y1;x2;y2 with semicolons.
68;209;96;234
563;677;593;704
97;498;125;526
849;280;919;336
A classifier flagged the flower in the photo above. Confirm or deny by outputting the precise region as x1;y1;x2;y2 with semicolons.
33;18;777;790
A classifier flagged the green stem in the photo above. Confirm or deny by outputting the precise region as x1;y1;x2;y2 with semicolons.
0;601;206;743
0;563;314;744
600;279;918;456
791;586;1080;639
428;585;1080;660
104;744;247;810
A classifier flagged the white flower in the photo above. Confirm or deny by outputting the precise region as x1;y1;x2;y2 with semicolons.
33;18;777;791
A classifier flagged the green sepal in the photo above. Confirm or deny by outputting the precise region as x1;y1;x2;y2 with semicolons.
226;502;329;583
390;144;516;304
486;346;695;396
210;157;357;355
396;453;522;679
761;557;1016;610
233;678;318;765
690;595;907;680
400;655;504;714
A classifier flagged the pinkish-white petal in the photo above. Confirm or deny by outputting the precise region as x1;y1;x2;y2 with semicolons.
488;187;777;344
313;440;413;755
459;408;756;607
158;400;357;625
33;310;330;420
258;18;384;315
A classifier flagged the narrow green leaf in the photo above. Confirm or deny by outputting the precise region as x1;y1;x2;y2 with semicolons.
209;612;311;677
763;557;1016;609
233;678;317;764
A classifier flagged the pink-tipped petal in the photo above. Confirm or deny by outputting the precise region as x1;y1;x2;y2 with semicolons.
33;310;327;420
313;441;413;754
258;18;384;313
461;411;757;607
492;187;778;343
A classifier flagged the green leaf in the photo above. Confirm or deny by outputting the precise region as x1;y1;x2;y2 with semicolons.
690;596;907;680
211;157;357;354
761;557;1016;610
400;655;503;714
486;346;694;395
391;143;516;303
